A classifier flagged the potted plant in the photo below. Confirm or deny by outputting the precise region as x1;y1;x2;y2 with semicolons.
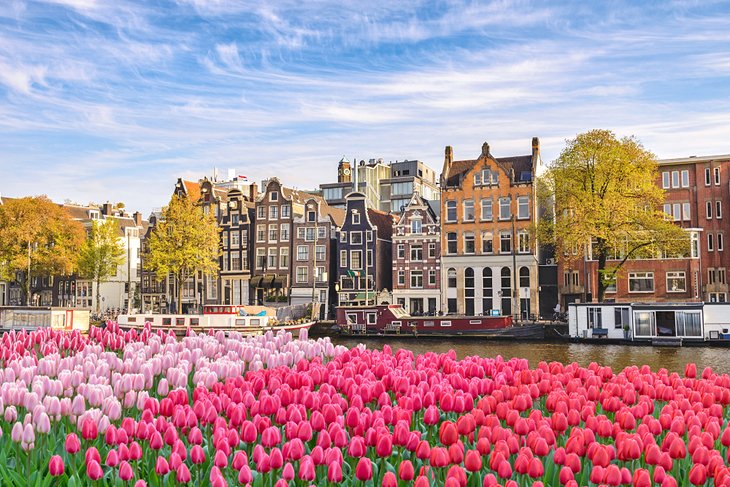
623;324;630;339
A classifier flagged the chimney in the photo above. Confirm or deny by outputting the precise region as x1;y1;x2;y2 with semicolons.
441;145;454;186
249;182;258;201
101;202;113;216
532;136;540;159
481;142;490;157
133;211;142;227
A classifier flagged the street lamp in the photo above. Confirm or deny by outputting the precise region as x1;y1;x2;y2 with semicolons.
308;202;318;306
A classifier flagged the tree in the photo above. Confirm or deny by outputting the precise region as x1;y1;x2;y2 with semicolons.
144;194;219;314
0;196;85;305
539;129;690;302
77;217;125;313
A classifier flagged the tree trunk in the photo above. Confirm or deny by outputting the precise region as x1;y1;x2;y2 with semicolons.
596;243;607;303
25;241;31;306
177;274;183;314
95;275;102;314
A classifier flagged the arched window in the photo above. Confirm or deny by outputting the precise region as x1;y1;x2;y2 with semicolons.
482;268;493;312
465;268;475;315
519;267;530;288
501;267;512;316
447;268;457;288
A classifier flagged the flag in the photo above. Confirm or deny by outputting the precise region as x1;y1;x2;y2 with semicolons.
347;270;361;278
237;175;248;181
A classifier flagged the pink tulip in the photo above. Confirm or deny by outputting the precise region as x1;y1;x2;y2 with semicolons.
119;461;134;481
176;464;191;484
87;460;103;481
49;455;64;476
155;456;169;476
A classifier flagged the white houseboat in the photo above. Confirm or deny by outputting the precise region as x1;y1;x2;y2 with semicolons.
568;302;730;345
117;304;315;338
0;306;91;333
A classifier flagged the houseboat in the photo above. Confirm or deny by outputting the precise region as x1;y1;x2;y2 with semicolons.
117;305;315;338
336;304;544;339
0;306;91;333
568;302;730;346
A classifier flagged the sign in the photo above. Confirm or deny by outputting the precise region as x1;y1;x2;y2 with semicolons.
490;309;500;316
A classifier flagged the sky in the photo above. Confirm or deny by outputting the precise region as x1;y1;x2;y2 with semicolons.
1;0;730;216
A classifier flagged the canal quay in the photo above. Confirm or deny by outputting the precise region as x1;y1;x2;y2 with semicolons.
333;337;730;376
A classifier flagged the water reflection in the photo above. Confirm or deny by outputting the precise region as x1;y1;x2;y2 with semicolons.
332;338;730;375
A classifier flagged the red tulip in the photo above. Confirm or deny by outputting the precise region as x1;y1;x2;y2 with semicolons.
429;446;450;468
440;421;459;446
464;450;483;472
497;459;512;479
355;457;373;481
382;471;397;487
415;475;430;487
49;455;64;476
376;434;393;457
214;449;228;469
85;447;101;466
238;465;253;484
298;457;315;481
328;461;343;483
119;461;134;482
282;463;295;481
81;418;98;440
633;468;651;487
106;449;120;468
527;457;544;478
176;464;191;484
661;476;678;487
604;464;621;486
689;464;707;486
65;433;80;454
87;460;103;481
149;431;164;450
685;363;697;378
191;445;205;464
155;456;170;476
399;460;415;481
559;466;574;484
134;482;147;487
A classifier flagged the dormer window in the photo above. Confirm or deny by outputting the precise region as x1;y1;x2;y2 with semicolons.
88;210;99;220
270;191;278;202
353;213;360;225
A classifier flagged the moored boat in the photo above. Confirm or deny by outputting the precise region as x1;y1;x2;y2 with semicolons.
336;304;543;338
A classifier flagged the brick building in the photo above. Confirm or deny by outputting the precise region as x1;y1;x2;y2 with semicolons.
440;139;542;318
336;192;395;306
392;192;441;315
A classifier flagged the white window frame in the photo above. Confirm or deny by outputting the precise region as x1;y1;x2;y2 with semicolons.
719;233;724;252
410;270;423;289
397;270;405;286
715;167;721;185
410;245;423;261
705;167;711;186
707;201;713;219
351;231;363;244
351;250;362;270
499;198;511;220
280;224;290;241
296;266;308;284
297;245;309;261
708;233;714;252
662;172;670;189
446;201;457;222
428;269;436;286
340;250;347;267
682;202;690;221
257;206;266;219
614;307;629;329
428;243;436;258
281;204;291;218
269;205;279;220
587;307;602;329
518;232;530;254
463;200;475;222
411;219;422;234
517;196;530;220
717;201;722;219
672;203;680;221
481;199;493;221
671;171;679;188
280;248;289;269
666;271;686;293
397;244;405;259
270;191;278;202
681;170;689;188
353;213;361;225
628;272;654;293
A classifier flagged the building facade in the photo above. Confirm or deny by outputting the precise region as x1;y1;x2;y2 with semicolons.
440;139;542;319
336;192;395;306
392;192;441;315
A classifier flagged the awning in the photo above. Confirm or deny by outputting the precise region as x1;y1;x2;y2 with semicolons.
272;276;286;289
250;276;263;288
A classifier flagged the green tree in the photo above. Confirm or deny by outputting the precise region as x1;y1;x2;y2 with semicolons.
0;196;85;305
145;194;219;314
539;129;690;302
77;217;125;313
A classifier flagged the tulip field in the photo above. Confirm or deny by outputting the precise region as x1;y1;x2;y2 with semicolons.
1;324;730;486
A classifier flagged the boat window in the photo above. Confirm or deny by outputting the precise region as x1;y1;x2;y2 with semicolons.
366;313;376;325
145;317;154;323
390;307;408;318
633;312;653;337
424;321;435;327
236;319;247;326
190;318;199;326
225;307;231;313
440;321;452;327
176;318;186;326
346;313;358;324
251;319;260;325
163;318;172;326
469;320;481;324
128;317;137;323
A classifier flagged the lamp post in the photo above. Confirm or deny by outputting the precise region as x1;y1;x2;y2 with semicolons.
511;215;518;322
309;203;318;305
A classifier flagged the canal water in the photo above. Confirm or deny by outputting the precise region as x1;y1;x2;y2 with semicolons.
332;338;730;376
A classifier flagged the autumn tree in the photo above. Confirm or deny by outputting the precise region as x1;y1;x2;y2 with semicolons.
77;217;125;313
0;196;86;305
539;130;689;302
144;194;219;314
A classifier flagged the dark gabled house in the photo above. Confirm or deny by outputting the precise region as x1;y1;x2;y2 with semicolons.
335;192;395;306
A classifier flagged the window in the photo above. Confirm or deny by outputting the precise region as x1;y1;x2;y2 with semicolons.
518;232;530;253
351;251;362;270
257;206;266;219
305;228;315;241
672;203;680;221
708;233;714;251
366;231;373;242
339;232;347;243
517;196;529;220
662;172;670;189
663;203;671;218
474;172;482;186
428;269;436;286
499;198;511;220
715;167;721;185
257;225;266;242
316;266;326;282
268;224;278;242
717;201;723;219
316;245;325;261
587;308;602;329
410;271;423;288
397;244;405;259
681;170;689;188
353;213;360;225
281;205;291;218
666;271;686;292
707;201;713;219
280;248;289;269
411;219;422;234
270;191;278;202
297;228;306;239
719;233;724;251
307;210;316;222
682;202;690;221
410;245;423;261
447;268;457;288
629;272;654;292
519;267;530;288
709;268;717;284
614;307;629;329
340;250;347;268
428;243;436;258
280;224;290;241
481;199;493;221
297;245;309;261
705;167;712;186
604;273;616;293
256;248;265;269
446;201;457;222
397;270;405;286
447;232;457;254
464;268;475;315
482;232;493;253
482;268;493;312
500;232;511;253
296;267;308;284
463;200;475;222
464;233;475;254
351;232;362;244
671;171;679;188
231;255;241;271
719;268;726;284
367;249;373;267
267;248;278;268
269;206;279;220
231;232;240;247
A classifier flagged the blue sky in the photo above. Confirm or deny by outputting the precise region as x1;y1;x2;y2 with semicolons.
1;0;730;215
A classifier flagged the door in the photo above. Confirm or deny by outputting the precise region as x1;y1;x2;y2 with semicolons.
410;298;423;315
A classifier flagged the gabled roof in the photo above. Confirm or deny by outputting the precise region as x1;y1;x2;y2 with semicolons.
367;208;396;241
442;141;536;187
397;193;439;225
180;180;201;201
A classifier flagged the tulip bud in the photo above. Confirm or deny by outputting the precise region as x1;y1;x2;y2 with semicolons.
119;461;134;482
49;455;65;477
